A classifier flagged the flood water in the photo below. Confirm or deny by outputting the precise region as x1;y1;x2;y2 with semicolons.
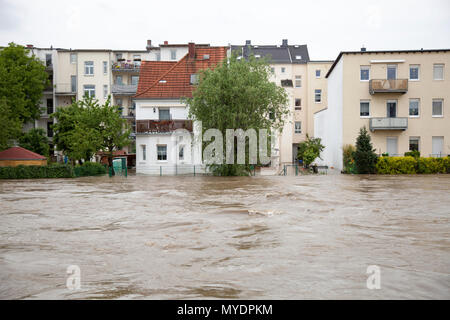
0;174;449;299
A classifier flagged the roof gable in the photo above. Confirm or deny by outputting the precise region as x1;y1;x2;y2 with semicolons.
0;147;46;160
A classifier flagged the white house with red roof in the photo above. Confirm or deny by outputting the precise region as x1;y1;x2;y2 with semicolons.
134;43;227;174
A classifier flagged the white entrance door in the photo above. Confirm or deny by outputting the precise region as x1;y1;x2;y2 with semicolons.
432;136;444;157
387;137;398;156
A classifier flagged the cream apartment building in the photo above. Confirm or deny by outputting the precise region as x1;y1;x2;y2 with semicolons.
316;48;450;170
231;40;332;168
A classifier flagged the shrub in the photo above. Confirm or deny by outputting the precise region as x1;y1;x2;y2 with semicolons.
73;162;107;177
354;127;378;174
404;150;420;158
342;144;356;174
0;164;74;179
376;156;416;174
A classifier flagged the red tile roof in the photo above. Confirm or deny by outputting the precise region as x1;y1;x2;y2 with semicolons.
0;147;46;160
135;46;228;99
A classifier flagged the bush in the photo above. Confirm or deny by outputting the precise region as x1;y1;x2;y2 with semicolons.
0;164;74;179
342;144;356;174
404;150;420;158
376;156;450;174
73;162;107;177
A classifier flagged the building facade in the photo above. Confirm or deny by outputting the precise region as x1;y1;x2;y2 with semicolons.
316;49;450;170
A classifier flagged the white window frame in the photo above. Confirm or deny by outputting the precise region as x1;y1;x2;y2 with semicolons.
360;100;371;118
360;66;370;81
409;98;420;118
294;121;302;134
70;53;77;64
157;145;168;162
281;67;286;73
84;61;94;75
103;61;108;75
409;136;420;152
103;85;108;99
170;50;177;60
409;65;420;81
432;99;444;117
295;75;302;88
387;64;397;80
131;76;139;86
141;145;146;161
433;64;444;80
314;89;322;103
315;69;321;78
83;85;95;98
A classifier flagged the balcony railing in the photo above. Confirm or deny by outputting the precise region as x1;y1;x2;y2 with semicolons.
369;117;408;131
55;83;76;95
112;84;137;95
136;120;193;134
369;79;408;94
112;61;140;72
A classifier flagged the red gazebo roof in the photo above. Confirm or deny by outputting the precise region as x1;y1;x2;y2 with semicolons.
0;147;46;160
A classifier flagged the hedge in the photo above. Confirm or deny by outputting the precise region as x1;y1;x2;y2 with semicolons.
0;164;74;179
376;156;450;174
73;162;107;177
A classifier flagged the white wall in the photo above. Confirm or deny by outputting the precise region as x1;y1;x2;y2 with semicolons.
136;99;188;120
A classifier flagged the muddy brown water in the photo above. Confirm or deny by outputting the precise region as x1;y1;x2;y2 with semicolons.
0;174;449;299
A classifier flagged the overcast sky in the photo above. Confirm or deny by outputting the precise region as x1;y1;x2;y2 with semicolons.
1;0;449;60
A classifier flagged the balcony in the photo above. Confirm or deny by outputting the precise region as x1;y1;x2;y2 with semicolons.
369;117;408;131
118;108;135;119
55;83;76;95
112;84;137;96
369;79;408;95
112;61;140;73
136;120;193;134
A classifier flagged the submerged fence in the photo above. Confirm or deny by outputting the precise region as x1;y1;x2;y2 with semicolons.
281;164;328;176
138;165;210;176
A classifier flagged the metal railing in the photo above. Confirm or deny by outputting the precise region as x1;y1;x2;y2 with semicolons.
112;61;140;72
112;84;137;95
138;165;209;176
136;120;193;134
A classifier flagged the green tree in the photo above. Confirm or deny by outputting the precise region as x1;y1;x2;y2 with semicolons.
297;134;325;168
0;43;49;124
52;96;130;167
354;126;378;174
0;98;22;151
18;128;50;157
187;53;289;176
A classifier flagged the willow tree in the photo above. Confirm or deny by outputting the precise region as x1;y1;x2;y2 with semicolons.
187;53;289;176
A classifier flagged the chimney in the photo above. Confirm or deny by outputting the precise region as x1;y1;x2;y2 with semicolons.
26;44;33;48
282;39;288;47
146;40;152;51
164;41;168;45
245;40;251;46
188;42;196;60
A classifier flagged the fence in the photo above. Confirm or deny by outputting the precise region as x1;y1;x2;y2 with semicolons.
281;164;328;176
137;165;210;176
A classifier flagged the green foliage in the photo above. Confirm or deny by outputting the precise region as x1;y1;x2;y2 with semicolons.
404;150;420;158
52;96;131;165
18;128;49;157
0;43;49;124
297;134;325;167
73;162;107;177
187;53;289;176
0;164;74;179
0;98;22;151
354;127;378;174
342;144;356;174
376;156;450;174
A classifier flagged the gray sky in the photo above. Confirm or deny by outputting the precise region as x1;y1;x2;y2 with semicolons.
1;0;449;60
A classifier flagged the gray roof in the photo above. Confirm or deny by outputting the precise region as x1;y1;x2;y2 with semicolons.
230;42;310;64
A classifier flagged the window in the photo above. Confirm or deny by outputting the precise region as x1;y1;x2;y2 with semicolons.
409;137;420;152
116;53;123;60
83;85;95;98
433;64;444;80
103;85;108;99
409;99;420;117
294;122;302;134
315;70;321;78
281;79;293;87
432;99;443;117
179;146;185;161
103;61;107;74
131;76;139;85
360;66;370;81
45;54;52;67
360;101;370;117
116;76;123;85
295;75;302;88
141;145;146;161
409;65;420;81
281;67;286;73
315;89;322;103
70;53;77;64
190;74;199;85
157;145;167;161
47;122;53;138
47;99;53;115
71;75;77;92
133;55;141;61
295;99;301;109
387;100;397;118
159;109;170;120
432;136;444;157
156;52;161;61
84;61;94;75
295;55;302;60
170;50;177;60
270;67;275;74
387;65;397;80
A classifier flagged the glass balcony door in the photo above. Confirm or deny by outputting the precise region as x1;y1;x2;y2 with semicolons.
387;101;397;118
387;65;397;80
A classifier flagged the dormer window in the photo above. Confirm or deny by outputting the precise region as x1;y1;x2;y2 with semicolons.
296;55;302;60
159;80;167;84
203;54;210;60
